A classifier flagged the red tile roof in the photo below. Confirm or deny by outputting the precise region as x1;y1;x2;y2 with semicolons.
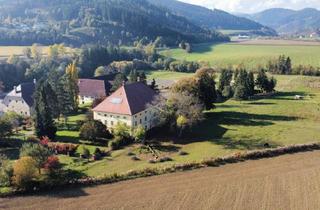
78;79;107;98
92;82;157;115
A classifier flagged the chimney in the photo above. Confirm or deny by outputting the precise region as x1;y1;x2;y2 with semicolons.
14;86;17;93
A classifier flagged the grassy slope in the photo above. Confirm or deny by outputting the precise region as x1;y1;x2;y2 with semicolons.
162;42;320;70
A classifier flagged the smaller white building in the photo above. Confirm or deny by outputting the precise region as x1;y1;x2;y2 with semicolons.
93;82;159;131
78;74;116;105
1;83;35;117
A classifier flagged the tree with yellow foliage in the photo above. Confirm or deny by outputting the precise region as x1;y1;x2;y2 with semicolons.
65;61;79;111
12;156;39;189
31;44;42;60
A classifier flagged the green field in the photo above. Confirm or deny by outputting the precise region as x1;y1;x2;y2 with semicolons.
0;46;49;58
162;42;320;70
146;70;194;80
218;30;250;35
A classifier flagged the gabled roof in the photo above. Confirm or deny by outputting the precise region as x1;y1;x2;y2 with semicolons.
78;74;117;98
6;83;35;107
93;82;157;115
78;79;107;98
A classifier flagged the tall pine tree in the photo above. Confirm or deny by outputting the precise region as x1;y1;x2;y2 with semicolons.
33;80;57;140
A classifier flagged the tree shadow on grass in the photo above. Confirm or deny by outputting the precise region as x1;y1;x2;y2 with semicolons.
55;135;80;144
176;111;299;145
269;91;307;101
151;142;181;153
246;102;276;105
213;137;282;150
191;42;222;54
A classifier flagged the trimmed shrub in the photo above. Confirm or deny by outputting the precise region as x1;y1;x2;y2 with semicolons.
159;157;173;162
48;143;78;156
178;151;188;156
127;152;135;156
131;156;140;161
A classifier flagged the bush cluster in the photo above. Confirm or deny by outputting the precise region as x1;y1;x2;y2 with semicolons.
48;143;78;156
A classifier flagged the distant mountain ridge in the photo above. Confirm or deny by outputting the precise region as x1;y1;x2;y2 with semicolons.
148;0;277;36
245;8;320;35
0;0;228;46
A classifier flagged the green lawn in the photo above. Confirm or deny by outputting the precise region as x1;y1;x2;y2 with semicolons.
218;30;250;35
146;70;194;81
162;42;320;70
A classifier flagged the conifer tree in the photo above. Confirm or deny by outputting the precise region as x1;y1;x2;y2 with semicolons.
33;80;57;140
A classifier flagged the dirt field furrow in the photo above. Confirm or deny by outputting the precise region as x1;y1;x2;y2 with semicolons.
2;151;320;210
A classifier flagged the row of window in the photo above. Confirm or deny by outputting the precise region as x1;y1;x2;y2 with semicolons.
97;110;151;120
103;116;149;127
98;113;128;119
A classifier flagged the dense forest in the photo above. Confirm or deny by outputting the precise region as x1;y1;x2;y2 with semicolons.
149;0;277;36
0;0;229;46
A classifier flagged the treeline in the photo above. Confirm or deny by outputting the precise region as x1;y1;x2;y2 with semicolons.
218;68;276;101
267;55;320;76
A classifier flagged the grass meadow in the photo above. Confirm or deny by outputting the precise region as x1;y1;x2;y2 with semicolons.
161;41;320;70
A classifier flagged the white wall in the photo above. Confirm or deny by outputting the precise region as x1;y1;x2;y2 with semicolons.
2;97;31;116
93;107;159;131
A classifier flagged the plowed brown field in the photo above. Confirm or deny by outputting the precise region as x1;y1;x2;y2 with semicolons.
2;151;320;210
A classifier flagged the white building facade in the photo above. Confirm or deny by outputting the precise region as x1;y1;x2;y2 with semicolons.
93;82;159;131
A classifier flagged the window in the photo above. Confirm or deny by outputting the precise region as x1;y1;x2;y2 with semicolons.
145;126;148;130
135;121;137;126
111;121;114;126
140;119;142;124
105;120;107;125
123;116;127;119
104;114;107;117
145;116;147;121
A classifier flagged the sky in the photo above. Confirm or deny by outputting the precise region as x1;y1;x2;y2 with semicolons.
179;0;320;14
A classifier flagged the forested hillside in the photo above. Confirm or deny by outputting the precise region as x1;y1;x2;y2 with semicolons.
0;0;229;46
149;0;277;36
246;8;320;35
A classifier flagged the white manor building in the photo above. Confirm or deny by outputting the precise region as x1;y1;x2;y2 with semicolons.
93;82;159;131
